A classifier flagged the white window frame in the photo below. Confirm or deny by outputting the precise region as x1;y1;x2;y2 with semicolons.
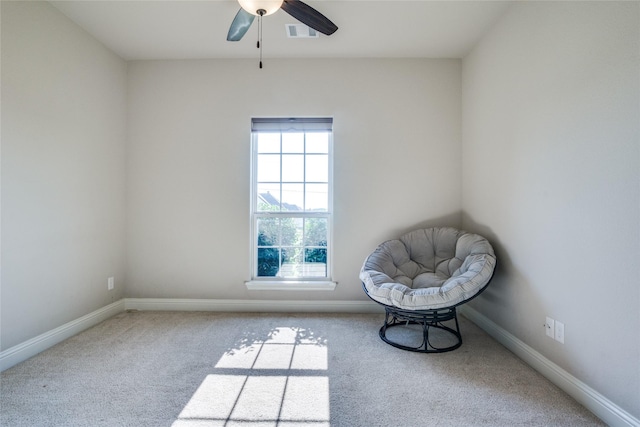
245;117;336;291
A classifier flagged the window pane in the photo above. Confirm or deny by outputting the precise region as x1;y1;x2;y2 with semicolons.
304;248;327;275
276;248;325;277
257;184;281;211
257;154;280;182
282;133;304;153
257;218;279;246
281;184;304;211
281;217;302;246
304;218;327;246
306;133;329;153
281;154;304;182
278;250;303;278
304;184;328;211
257;133;280;153
305;154;328;182
257;248;280;277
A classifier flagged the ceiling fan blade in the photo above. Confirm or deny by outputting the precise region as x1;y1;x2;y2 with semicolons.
227;8;255;41
280;0;338;36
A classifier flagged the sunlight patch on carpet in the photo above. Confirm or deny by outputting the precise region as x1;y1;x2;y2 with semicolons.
173;326;330;426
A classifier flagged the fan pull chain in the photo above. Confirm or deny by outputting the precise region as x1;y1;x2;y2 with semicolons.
257;9;265;69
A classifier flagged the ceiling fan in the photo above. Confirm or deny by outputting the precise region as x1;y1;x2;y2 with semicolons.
227;0;338;42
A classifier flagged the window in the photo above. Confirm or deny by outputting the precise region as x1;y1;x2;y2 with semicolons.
247;118;334;290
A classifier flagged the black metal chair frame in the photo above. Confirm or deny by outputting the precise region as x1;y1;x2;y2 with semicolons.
379;304;461;353
363;272;494;353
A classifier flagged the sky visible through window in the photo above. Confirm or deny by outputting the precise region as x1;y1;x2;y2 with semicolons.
257;132;329;213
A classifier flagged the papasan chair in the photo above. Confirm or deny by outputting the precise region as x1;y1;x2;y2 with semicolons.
360;227;496;353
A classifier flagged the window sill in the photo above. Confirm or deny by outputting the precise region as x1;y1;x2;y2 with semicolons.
245;280;337;291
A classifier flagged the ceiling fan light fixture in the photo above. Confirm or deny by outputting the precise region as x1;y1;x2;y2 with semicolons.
238;0;283;16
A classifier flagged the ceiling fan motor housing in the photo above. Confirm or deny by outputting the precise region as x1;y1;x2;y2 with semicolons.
238;0;283;16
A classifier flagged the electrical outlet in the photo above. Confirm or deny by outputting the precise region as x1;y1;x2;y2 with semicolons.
108;277;115;291
545;317;555;338
555;321;565;344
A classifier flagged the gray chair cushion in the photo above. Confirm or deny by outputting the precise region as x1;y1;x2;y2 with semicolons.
360;227;496;310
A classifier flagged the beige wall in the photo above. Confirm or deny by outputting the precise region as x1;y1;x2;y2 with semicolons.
125;58;462;301
462;1;640;419
1;1;462;350
1;1;127;350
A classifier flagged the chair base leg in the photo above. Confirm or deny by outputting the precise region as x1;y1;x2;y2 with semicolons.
379;306;462;353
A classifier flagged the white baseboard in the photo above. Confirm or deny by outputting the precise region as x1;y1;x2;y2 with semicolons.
123;297;383;314
0;299;126;372
1;298;382;372
460;305;639;427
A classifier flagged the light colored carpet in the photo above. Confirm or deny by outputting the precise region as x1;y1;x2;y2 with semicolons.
1;311;605;426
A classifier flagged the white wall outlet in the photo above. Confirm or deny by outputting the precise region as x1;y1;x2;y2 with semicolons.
555;320;565;344
107;276;115;291
545;317;555;338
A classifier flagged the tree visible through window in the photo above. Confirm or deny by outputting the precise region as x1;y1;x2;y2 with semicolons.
251;118;332;281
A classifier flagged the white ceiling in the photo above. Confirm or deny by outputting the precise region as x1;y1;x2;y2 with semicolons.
49;1;512;61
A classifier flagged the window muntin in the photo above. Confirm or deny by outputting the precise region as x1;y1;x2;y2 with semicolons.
251;118;332;281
